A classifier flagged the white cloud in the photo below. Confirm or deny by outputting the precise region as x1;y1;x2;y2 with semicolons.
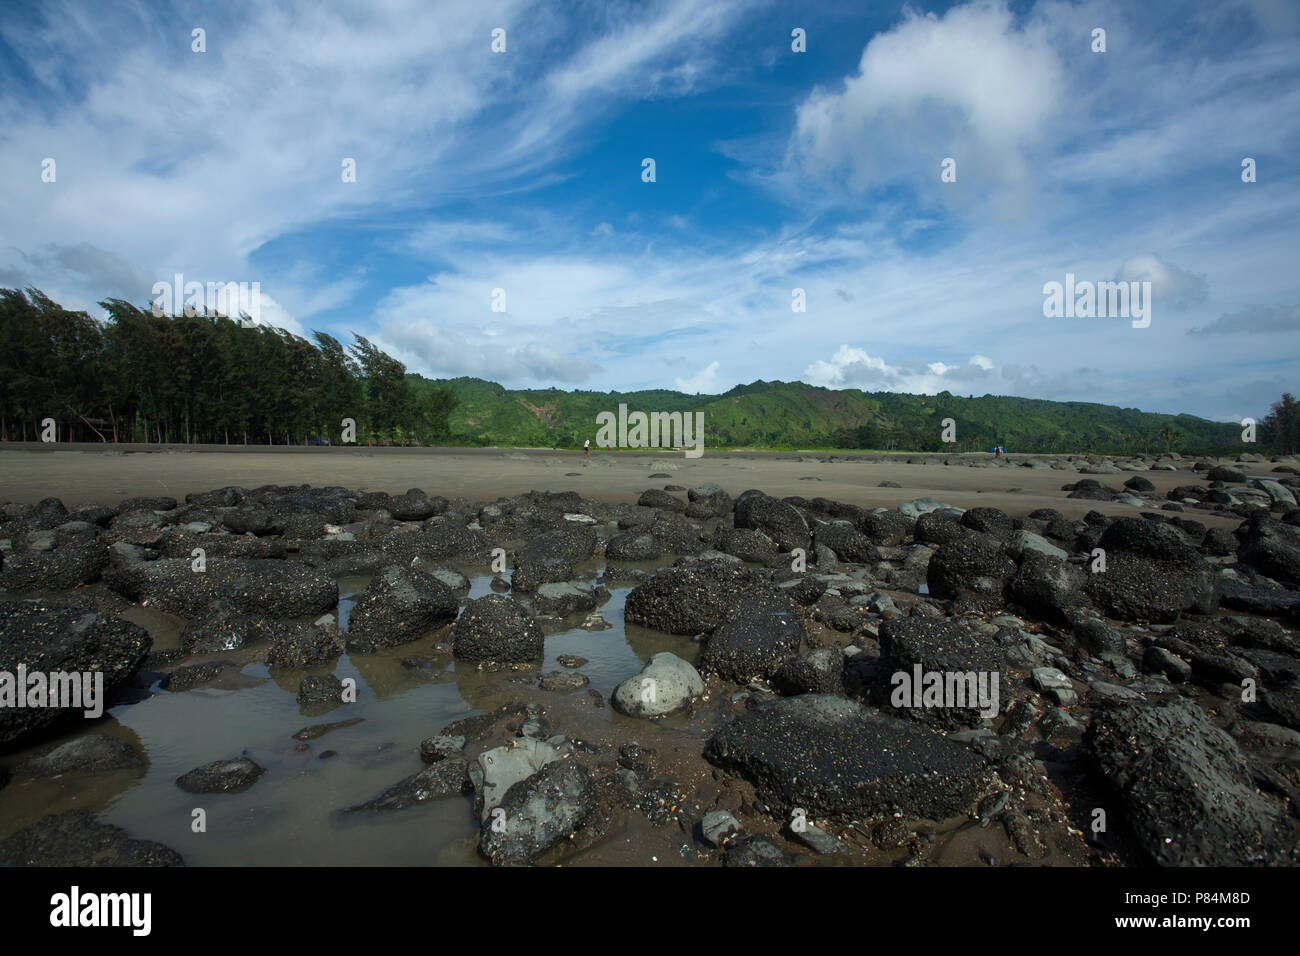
1115;253;1207;310
674;361;721;394
787;1;1065;199
804;346;1037;396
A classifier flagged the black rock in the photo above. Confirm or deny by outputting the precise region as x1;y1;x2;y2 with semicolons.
176;757;266;793
1085;698;1291;865
703;694;988;819
0;602;152;750
0;810;183;866
451;594;545;663
347;565;459;647
699;593;805;682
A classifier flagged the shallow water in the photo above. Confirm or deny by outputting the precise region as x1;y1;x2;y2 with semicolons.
0;563;706;865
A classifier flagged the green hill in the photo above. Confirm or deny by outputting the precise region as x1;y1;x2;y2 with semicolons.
408;375;1244;455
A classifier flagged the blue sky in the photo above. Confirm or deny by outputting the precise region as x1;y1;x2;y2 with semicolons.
2;0;1298;421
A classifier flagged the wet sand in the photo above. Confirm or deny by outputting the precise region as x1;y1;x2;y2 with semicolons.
0;444;1245;527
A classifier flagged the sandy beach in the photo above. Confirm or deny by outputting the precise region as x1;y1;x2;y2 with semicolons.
0;444;1248;528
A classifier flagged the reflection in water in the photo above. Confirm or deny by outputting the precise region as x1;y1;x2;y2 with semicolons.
0;564;693;865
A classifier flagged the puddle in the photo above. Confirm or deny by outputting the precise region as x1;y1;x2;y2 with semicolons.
0;562;717;865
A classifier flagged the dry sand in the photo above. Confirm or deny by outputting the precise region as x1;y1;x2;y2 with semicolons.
0;443;1248;528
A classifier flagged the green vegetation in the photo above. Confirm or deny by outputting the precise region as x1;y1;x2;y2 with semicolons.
2;286;1287;456
415;376;1254;456
0;287;455;444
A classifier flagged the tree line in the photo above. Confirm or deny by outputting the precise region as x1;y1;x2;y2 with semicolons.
0;288;456;445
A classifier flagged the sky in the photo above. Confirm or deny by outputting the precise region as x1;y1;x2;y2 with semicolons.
1;0;1298;422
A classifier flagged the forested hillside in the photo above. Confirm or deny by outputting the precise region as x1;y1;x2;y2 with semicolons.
4;287;1291;455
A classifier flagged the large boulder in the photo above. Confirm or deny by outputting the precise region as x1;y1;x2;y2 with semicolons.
926;533;1016;602
347;566;459;647
698;593;804;682
1005;552;1091;626
451;595;544;663
733;493;810;552
1085;698;1291;865
624;563;773;635
104;558;338;619
0;811;182;866
703;695;988;819
874;618;1006;729
1084;518;1217;623
479;760;595;866
0;602;151;750
0;539;109;591
612;652;704;717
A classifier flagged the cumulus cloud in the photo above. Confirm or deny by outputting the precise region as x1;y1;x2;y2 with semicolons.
1116;253;1207;310
787;1;1064;197
674;361;721;394
804;346;1038;395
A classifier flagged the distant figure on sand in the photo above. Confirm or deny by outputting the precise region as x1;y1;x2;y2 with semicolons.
583;437;590;458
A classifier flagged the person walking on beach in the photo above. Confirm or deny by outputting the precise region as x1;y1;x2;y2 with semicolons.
583;437;590;459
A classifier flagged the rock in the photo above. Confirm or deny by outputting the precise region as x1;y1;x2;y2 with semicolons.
814;522;878;563
701;809;743;847
166;663;228;691
266;622;345;668
1006;530;1068;561
533;581;601;616
1143;645;1192;683
292;717;364;741
388;490;449;521
1256;681;1300;732
175;757;266;794
1207;466;1247;483
0;811;183;866
723;835;788;867
624;562;773;635
1084;518;1218;623
105;558;338;618
297;674;345;711
961;507;1013;538
733;493;810;552
477;737;562;820
1005;552;1090;626
180;606;290;654
451;595;545;663
699;593;804;682
688;482;733;518
346;759;470;811
1085;698;1291;865
347;565;459;646
0;602;152;749
479;760;594;865
638;489;685;512
898;498;957;519
712;527;778;563
612;652;704;717
875;618;1006;728
703;695;988;819
772;647;844;696
0;538;109;591
926;533;1016;602
605;531;662;561
1236;516;1300;588
1124;475;1156;493
789;822;850;855
419;734;467;763
14;734;144;776
539;670;590;692
858;510;912;546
